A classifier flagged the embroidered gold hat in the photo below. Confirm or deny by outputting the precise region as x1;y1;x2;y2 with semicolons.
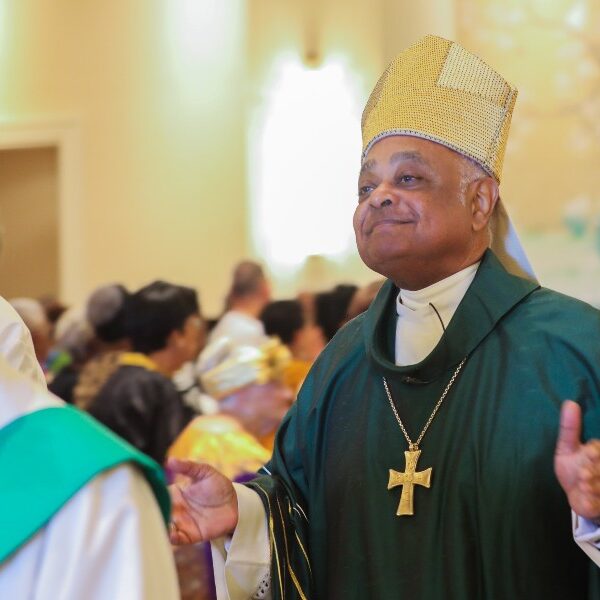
361;35;517;182
198;337;291;400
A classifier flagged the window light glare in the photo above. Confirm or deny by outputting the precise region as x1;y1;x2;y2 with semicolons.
251;56;363;268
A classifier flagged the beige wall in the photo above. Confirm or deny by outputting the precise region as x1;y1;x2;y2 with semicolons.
0;0;248;315
457;0;600;230
0;147;59;299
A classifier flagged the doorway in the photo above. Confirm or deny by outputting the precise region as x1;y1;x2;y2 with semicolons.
0;146;59;299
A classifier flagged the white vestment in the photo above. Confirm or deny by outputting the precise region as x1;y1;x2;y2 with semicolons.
0;296;45;386
0;359;180;599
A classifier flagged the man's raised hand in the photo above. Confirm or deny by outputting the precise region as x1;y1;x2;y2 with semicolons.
168;458;239;545
555;400;600;520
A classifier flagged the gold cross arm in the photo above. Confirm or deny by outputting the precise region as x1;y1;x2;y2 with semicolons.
388;449;432;516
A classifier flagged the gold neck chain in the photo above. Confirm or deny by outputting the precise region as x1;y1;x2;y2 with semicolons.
382;358;466;451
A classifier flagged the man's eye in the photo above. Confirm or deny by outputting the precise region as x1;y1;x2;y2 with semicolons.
358;185;373;197
398;175;417;184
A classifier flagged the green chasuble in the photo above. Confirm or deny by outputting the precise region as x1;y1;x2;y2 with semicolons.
247;250;600;599
0;405;170;564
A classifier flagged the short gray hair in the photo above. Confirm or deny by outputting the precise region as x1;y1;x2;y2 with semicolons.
54;307;95;363
228;261;266;299
459;156;488;201
458;155;497;243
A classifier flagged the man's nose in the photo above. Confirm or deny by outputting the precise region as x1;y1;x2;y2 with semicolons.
370;185;395;208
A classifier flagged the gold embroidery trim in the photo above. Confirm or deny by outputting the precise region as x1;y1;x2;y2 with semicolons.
254;484;284;599
276;496;308;600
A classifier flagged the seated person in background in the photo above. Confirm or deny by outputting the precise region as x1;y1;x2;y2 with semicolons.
47;307;96;404
168;337;294;600
74;283;131;410
172;301;216;417
344;279;385;322
0;356;179;599
260;299;324;393
209;261;271;347
38;295;67;330
314;283;358;342
8;297;52;376
89;281;202;464
170;336;294;469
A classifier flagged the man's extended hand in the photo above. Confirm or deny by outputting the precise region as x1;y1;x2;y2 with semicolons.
168;458;239;545
555;400;600;520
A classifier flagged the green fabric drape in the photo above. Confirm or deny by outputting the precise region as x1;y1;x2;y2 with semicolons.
248;250;600;599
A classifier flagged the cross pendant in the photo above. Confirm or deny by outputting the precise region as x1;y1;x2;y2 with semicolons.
388;449;432;516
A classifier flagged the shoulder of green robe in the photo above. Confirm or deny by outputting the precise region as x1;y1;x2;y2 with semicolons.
510;285;600;338
529;286;600;316
0;405;170;564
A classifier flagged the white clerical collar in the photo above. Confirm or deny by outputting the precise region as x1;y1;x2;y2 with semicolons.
397;262;480;316
395;262;480;366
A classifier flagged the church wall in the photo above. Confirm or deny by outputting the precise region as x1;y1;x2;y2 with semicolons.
0;0;249;315
457;0;600;305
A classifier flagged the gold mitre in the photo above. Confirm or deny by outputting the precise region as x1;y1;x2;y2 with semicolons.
361;35;517;182
198;337;291;400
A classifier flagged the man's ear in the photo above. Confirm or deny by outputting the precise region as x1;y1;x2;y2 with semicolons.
471;177;499;232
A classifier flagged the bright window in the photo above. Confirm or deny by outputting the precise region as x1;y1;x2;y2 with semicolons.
249;56;363;270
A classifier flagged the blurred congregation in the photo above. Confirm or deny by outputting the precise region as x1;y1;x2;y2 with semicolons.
6;261;381;597
10;263;383;463
3;1;600;598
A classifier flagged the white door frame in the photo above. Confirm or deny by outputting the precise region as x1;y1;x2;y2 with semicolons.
0;119;83;302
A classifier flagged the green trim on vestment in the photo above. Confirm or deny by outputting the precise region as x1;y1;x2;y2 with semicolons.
0;405;170;564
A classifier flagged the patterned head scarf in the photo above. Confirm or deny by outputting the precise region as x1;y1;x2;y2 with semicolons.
198;337;291;400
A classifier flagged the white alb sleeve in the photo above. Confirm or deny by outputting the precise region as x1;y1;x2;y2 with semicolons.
0;304;46;387
0;464;180;599
211;482;271;600
573;512;600;565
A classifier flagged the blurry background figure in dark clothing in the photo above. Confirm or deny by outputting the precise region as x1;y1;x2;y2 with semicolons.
39;295;68;333
345;279;385;322
314;283;357;341
260;299;324;393
89;281;202;464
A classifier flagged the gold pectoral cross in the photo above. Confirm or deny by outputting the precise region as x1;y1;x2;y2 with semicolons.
388;449;432;516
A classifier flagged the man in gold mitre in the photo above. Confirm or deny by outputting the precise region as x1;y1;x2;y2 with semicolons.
169;36;600;598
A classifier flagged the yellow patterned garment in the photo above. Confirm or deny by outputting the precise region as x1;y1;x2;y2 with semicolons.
168;414;270;480
283;359;311;395
361;35;517;182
